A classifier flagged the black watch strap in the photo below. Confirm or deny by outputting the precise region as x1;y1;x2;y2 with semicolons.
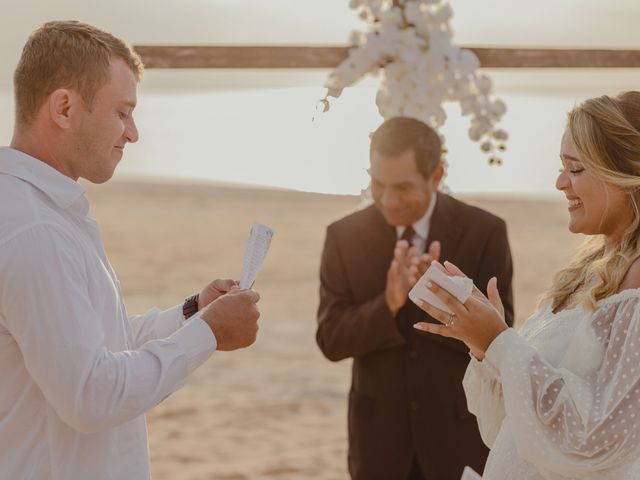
183;293;200;319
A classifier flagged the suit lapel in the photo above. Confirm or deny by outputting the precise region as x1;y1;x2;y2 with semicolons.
426;192;463;263
361;206;397;283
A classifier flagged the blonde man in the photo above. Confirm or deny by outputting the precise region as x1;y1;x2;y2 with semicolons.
0;21;261;479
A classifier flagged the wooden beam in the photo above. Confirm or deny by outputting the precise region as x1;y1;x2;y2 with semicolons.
134;46;350;69
133;46;640;69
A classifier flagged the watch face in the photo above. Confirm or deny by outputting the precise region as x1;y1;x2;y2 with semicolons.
183;294;199;319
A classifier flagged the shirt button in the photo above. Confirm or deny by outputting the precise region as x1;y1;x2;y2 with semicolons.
410;400;419;411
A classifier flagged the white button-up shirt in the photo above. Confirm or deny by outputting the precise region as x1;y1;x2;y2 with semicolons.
0;147;217;480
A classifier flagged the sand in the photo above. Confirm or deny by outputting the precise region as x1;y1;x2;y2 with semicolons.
84;180;582;480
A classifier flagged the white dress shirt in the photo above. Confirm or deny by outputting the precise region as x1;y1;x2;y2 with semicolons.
0;147;217;480
396;193;437;252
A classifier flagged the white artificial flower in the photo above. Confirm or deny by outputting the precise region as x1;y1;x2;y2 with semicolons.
480;141;494;153
365;0;386;18
456;49;480;76
431;3;453;23
404;103;426;121
322;0;508;162
326;86;343;99
427;29;454;53
474;74;493;95
468;126;482;142
472;117;492;137
379;6;404;28
432;106;447;127
490;99;507;117
349;30;366;46
493;129;509;141
404;1;425;26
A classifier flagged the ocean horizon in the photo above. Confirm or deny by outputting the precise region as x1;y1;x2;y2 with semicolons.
2;69;638;197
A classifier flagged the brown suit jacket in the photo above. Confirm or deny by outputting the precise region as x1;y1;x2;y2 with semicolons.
317;193;514;480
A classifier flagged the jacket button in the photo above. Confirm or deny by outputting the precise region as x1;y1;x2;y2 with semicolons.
408;350;418;359
410;400;419;411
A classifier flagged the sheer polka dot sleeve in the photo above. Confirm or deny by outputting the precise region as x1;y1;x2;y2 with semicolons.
485;295;640;478
463;356;505;448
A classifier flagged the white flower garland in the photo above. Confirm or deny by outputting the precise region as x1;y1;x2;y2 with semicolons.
322;0;509;164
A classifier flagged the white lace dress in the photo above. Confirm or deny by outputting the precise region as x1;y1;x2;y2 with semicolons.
463;290;640;480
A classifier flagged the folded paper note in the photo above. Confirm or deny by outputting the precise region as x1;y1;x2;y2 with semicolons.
409;263;473;314
239;222;274;289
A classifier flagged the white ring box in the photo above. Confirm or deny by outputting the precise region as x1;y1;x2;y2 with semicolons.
408;263;473;314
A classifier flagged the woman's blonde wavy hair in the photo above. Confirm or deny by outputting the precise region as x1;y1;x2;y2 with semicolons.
539;91;640;311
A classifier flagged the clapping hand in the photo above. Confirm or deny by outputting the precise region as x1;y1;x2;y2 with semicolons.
412;240;441;278
386;240;441;315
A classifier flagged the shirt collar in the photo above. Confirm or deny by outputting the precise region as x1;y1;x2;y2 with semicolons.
396;192;437;240
0;147;86;210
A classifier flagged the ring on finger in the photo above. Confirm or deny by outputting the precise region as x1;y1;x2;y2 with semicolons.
446;312;455;327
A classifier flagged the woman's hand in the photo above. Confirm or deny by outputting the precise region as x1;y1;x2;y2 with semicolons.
413;261;509;357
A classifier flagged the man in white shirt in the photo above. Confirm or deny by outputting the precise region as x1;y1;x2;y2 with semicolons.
0;21;261;479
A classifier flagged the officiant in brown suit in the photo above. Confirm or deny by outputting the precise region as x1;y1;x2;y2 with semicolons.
316;117;514;480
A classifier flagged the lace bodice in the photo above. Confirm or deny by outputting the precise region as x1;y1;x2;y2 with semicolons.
463;289;640;480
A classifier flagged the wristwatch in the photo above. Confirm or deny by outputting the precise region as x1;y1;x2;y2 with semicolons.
183;293;200;319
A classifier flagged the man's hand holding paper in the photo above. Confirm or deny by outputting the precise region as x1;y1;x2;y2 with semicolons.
199;222;274;351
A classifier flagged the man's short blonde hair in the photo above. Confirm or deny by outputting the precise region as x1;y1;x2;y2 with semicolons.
13;20;144;125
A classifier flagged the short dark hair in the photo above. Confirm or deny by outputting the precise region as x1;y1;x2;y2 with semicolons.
369;117;442;179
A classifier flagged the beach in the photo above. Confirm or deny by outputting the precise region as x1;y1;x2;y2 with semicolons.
86;179;581;480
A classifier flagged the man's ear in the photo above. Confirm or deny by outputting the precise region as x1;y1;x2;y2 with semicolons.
47;89;78;129
429;163;445;188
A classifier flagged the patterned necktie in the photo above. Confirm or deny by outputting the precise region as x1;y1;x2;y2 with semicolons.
400;225;416;247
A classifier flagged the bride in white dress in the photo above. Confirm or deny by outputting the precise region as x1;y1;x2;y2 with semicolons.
414;91;640;479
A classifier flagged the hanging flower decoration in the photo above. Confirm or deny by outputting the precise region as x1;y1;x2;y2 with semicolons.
321;0;508;164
